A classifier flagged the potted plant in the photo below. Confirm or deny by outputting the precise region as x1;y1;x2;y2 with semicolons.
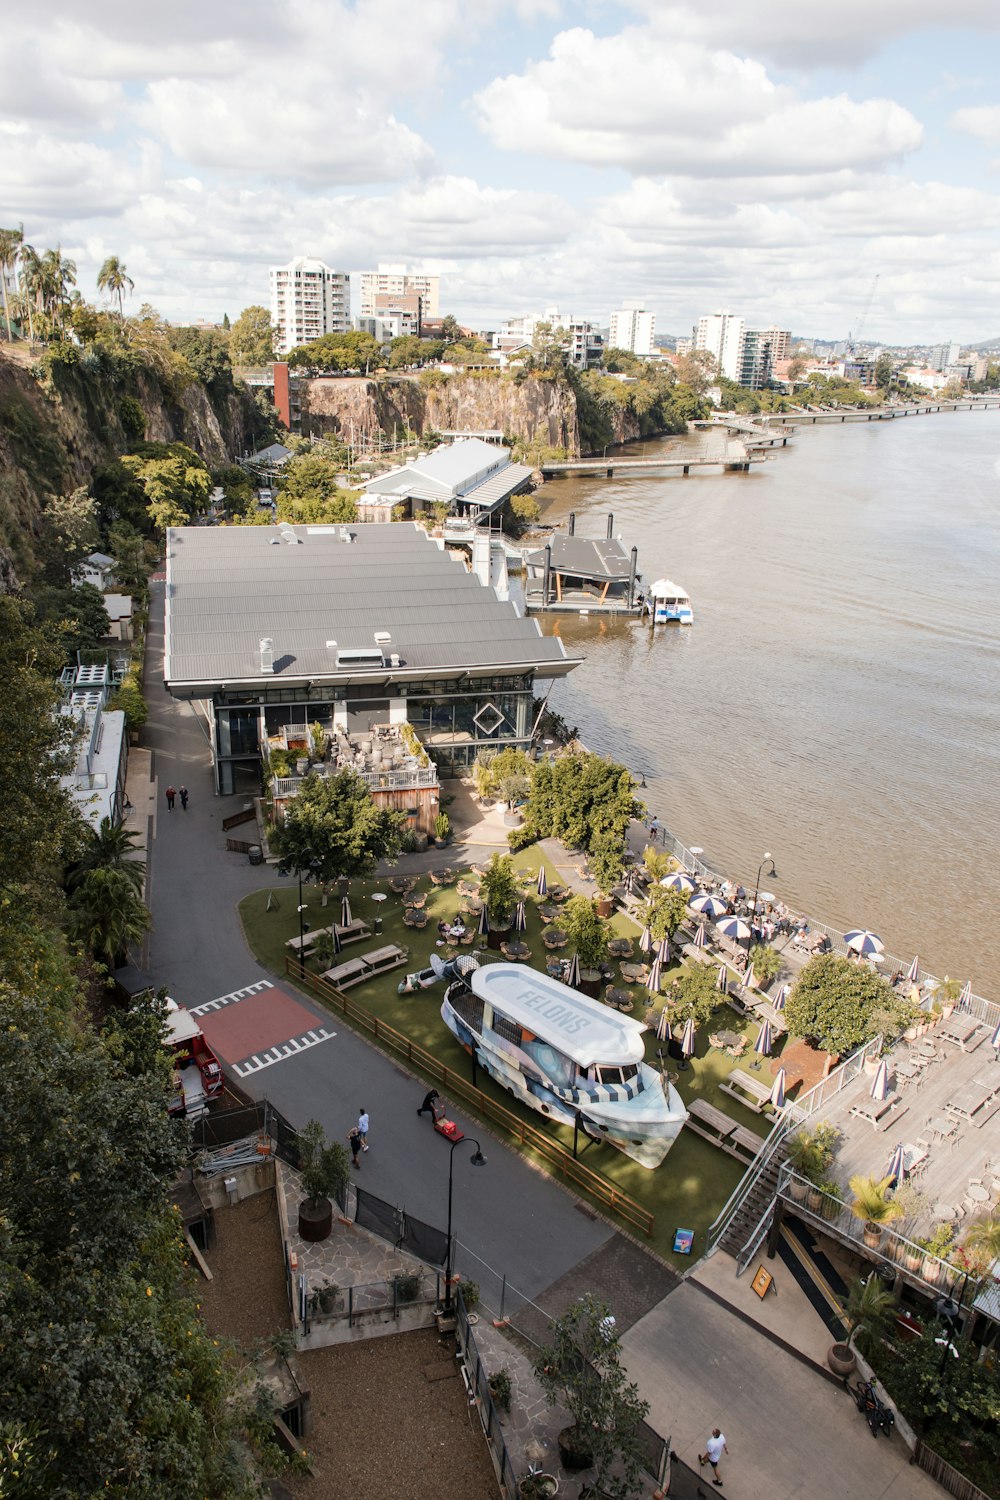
296;1118;350;1242
818;1179;845;1222
518;1467;558;1499
434;811;451;847
829;1275;895;1377
488;1366;512;1414
589;836;624;918
849;1174;903;1251
534;1294;649;1494
785;1124;839;1202
310;721;327;762
562;895;612;997
391;1272;424;1305
479;854;518;948
313;1279;341;1315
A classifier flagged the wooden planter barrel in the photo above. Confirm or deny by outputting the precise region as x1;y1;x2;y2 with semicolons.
298;1197;333;1242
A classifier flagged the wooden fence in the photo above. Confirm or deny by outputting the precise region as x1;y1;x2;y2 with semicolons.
913;1440;993;1500
285;956;654;1238
222;805;257;831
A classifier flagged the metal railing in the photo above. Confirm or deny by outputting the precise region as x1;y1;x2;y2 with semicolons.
273;763;438;796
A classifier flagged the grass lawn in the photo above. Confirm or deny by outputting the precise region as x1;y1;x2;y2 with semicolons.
239;845;782;1268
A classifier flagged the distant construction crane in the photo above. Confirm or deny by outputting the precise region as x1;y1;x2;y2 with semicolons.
846;274;879;358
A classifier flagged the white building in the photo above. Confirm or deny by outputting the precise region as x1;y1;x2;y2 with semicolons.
929;341;961;372
694;311;745;381
269;257;351;356
491;309;602;370
58;665;128;831
359;264;440;320
609;300;656;357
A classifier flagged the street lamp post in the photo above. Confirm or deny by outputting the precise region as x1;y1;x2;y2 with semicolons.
750;852;777;925
443;1137;486;1315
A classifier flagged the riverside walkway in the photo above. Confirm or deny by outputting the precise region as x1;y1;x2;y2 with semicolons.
540;442;758;477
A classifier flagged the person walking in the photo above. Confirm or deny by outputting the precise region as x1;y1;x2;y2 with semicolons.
357;1108;369;1152
165;785;176;812
698;1428;729;1487
649;816;661;843
417;1089;439;1117
347;1126;363;1169
179;785;189;810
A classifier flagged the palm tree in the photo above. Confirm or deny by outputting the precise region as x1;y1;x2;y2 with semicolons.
0;224;23;340
66;815;146;896
17;243;41;340
40;248;77;329
962;1214;1000;1263
97;255;134;322
69;866;151;965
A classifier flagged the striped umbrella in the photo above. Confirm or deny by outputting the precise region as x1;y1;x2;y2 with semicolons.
691;893;729;918
646;957;663;995
638;923;652;955
341;894;353;928
754;1020;773;1059
769;1068;786;1110
717;915;751;943
514;901;527;933
564;952;581;989
679;1017;696;1058
905;955;921;985
536;866;547;898
478;903;490;938
716;964;728;994
656;935;671;964
990;1019;1000;1050
773;983;789;1012
661;872;695;893
742;964;757;992
656;1005;670;1042
886;1142;906;1190
870;1059;890;1102
958;979;972;1011
329;922;343;955
692;923;709;950
845;928;884;957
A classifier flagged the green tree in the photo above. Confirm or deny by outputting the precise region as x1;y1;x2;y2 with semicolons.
272;769;405;886
589;835;625;897
874;352;894;391
668;961;720;1025
785;952;902;1056
229;304;275;365
748;942;782;988
387;334;425;369
285;330;382;373
278;451;350;510
478;852;520;923
37;486;100;585
120;442;211;533
96;255;135;321
562;893;611;971
297;1118;350;1208
642;884;689;941
0;223;23;340
520;751;640;855
439;314;461;343
214;462;256;518
31;581;110;659
68;865;152;963
66;815;146;896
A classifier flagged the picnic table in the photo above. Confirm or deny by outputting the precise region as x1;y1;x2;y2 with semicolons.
925;1114;957;1139
286;918;371;953
946;1084;991;1121
966;1183;990;1205
731;1124;766;1158
720;1068;773;1112
849;1093;904;1130
685;1098;737;1140
939;1015;984;1051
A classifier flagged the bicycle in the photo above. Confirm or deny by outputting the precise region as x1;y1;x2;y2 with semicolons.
853;1377;895;1439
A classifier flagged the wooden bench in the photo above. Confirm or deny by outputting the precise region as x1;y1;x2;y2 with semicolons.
719;1068;773;1113
322;944;409;990
684;1101;764;1164
286;918;371;954
685;1099;737;1140
848;1093;907;1131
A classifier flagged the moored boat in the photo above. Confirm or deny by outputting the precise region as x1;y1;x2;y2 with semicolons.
646;578;693;624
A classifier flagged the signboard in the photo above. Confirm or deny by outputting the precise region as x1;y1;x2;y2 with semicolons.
673;1227;694;1255
751;1265;775;1301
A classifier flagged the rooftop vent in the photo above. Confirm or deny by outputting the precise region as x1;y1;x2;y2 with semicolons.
389;653;401;668
373;632;391;646
259;638;275;674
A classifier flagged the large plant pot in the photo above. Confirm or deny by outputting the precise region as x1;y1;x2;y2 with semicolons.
788;1178;810;1204
595;897;614;918
827;1342;857;1379
518;1476;558;1499
298;1197;333;1242
579;968;602;998
557;1425;593;1472
488;921;512;951
807;1187;824;1215
863;1222;882;1251
922;1257;942;1286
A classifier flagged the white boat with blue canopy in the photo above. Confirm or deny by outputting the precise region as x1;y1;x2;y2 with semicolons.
646;578;693;625
440;962;687;1168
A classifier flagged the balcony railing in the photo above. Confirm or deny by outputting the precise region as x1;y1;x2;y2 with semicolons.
273;764;438;798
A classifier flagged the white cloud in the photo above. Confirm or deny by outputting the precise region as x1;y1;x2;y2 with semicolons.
0;127;136;221
952;105;1000;141
475;30;922;176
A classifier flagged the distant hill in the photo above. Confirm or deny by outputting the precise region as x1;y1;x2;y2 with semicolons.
968;337;1000;353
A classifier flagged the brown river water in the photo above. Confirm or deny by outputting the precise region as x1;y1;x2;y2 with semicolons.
532;410;1000;994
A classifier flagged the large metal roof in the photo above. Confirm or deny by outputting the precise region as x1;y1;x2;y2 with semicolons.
164;522;581;690
525;533;634;582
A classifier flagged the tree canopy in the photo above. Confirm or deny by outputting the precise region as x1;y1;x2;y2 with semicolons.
276;451;357;523
285;330;382;373
271;769;405;885
784;952;916;1057
518;751;641;856
120;442;211;534
229;304;275;365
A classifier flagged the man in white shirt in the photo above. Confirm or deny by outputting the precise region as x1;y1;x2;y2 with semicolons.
698;1428;728;1487
358;1108;369;1151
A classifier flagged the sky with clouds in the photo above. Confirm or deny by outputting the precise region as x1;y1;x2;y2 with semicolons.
3;0;999;342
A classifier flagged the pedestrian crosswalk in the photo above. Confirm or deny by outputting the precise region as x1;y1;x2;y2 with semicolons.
232;1026;336;1078
190;978;274;1016
190;978;336;1077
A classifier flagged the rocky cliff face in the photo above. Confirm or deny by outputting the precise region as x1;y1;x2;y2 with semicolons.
298;372;581;455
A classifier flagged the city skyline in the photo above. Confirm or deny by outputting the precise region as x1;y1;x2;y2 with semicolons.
1;1;999;341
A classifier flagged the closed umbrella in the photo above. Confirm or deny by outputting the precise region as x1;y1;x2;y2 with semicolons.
638;924;652;955
661;872;695;893
844;928;884;958
656;1005;670;1042
769;1068;786;1110
716;964;728;993
656;935;671;964
754;1020;773;1059
514;901;527;933
990;1019;1000;1050
742;964;757;992
536;866;547;898
478;903;490;938
886;1142;906;1190
564;951;581;989
329;922;343;956
958;979;972;1011
905;955;920;985
717;915;751;943
341;894;353;928
870;1059;890;1102
646;957;663;995
773;983;789;1012
692;922;709;950
691;893;729;918
679;1017;696;1058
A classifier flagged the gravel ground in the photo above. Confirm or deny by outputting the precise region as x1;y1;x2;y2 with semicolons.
289;1330;500;1500
198;1191;293;1346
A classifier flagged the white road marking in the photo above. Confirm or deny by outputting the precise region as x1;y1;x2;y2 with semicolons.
190;979;273;1015
232;1027;336;1078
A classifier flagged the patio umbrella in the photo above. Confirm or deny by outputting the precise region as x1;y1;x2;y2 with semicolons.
870;1059;890;1102
886;1142;906;1190
769;1068;786;1110
646;957;663;995
638;924;652;955
773;984;789;1012
754;1020;773;1059
692;923;709;950
691;892;729;918
679;1017;696;1059
656;1005;670;1042
990;1019;1000;1050
536;866;547;898
477;903;490;938
656;935;671;964
329;922;343;956
661;872;695;893
717;915;751;943
716;964;728;993
742;964;757;992
341;894;353;928
755;890;776;909
514;901;527;933
844;928;884;957
905;955;921;985
958;979;972;1011
564;952;581;990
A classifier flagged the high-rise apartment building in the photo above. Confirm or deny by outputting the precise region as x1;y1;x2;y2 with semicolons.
694;311;745;381
359;264;440;320
609;300;656;356
737;327;792;389
929;341;961;371
269;257;351;355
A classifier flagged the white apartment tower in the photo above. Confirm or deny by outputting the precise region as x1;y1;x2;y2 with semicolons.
359;264;440;320
269;257;351;355
609;300;656;357
694;311;745;381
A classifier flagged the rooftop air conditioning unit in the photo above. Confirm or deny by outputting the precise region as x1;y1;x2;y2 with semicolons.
373;632;391;646
389;653;401;668
259;638;275;674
